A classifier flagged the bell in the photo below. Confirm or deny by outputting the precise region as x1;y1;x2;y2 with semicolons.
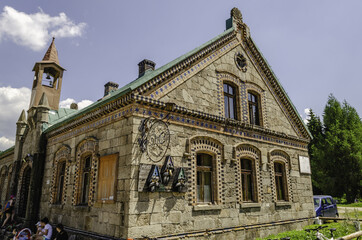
46;73;51;80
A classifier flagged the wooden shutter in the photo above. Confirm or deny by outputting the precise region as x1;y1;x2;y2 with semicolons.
98;153;118;202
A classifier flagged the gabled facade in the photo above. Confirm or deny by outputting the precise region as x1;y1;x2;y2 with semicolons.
0;8;314;239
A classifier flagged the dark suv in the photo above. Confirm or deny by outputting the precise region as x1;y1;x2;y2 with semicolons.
313;195;339;217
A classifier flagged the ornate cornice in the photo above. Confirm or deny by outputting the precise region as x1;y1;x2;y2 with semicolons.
242;38;311;140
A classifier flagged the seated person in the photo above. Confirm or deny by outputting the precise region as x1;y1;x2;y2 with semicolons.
34;218;52;240
54;224;68;240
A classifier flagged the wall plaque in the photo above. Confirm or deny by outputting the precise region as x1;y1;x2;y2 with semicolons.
299;155;311;174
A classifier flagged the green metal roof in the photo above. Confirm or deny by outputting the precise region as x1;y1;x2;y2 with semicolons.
0;145;15;159
44;27;235;133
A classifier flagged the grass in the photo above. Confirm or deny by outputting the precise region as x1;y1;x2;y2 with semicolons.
340;207;362;219
338;202;362;208
256;222;357;240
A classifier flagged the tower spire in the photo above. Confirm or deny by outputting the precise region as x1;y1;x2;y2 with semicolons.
42;37;59;65
29;38;65;111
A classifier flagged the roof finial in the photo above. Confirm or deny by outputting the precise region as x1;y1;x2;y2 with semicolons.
231;7;243;23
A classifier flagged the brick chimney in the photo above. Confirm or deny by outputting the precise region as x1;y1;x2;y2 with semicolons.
104;81;119;96
138;59;156;77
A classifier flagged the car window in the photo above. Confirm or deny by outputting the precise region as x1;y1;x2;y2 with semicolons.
326;198;333;205
314;198;320;207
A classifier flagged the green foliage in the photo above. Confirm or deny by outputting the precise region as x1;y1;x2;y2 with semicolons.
256;222;356;240
307;95;362;202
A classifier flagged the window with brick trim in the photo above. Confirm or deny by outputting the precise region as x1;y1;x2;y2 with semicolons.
0;166;7;202
55;161;66;204
224;83;238;120
248;92;260;125
80;155;92;205
196;153;213;203
274;162;288;201
188;137;223;206
240;159;256;202
269;150;292;202
73;138;98;206
98;153;118;202
5;165;12;200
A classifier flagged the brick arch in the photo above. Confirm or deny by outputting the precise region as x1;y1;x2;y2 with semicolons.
269;149;293;202
234;144;263;203
73;137;98;206
188;136;224;205
50;145;71;204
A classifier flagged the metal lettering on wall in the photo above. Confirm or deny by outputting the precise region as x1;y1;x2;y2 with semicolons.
138;117;170;163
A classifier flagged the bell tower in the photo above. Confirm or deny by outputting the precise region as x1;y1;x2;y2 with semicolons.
29;38;65;111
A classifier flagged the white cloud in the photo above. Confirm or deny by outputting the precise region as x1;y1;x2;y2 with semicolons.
302;108;311;124
0;136;15;151
0;86;30;150
0;6;86;51
59;98;93;109
0;87;93;150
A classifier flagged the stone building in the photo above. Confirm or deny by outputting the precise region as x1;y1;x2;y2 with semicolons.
0;8;314;240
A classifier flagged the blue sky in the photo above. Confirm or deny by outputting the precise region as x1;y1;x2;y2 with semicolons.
1;0;362;150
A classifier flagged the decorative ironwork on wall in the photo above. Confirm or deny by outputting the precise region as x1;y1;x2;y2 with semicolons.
138;156;188;193
161;155;174;185
147;165;161;192
138;117;170;163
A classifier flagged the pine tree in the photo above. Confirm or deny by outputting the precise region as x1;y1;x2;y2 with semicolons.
308;94;362;202
307;109;325;194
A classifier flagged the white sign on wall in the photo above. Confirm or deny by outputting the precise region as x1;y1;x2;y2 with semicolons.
299;156;311;174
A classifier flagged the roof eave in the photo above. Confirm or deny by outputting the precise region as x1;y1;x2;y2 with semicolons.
249;37;312;140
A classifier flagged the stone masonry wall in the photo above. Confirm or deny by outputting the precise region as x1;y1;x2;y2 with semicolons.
159;45;298;137
0;152;14;205
126;116;314;239
40;115;133;239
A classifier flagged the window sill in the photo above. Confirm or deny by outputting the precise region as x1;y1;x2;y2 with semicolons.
240;202;261;209
275;201;291;207
73;205;91;212
50;203;64;209
193;204;222;211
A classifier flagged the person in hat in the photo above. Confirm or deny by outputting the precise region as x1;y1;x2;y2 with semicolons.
34;217;52;240
2;195;15;227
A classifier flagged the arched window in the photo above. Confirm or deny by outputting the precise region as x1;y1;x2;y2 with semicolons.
73;138;98;206
188;137;223;205
224;83;237;120
55;161;66;204
240;159;256;202
248;92;260;125
270;150;292;202
51;146;70;205
274;162;288;201
80;155;92;205
196;153;213;203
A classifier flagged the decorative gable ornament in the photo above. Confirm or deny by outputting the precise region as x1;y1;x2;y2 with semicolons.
235;52;247;72
231;7;243;23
